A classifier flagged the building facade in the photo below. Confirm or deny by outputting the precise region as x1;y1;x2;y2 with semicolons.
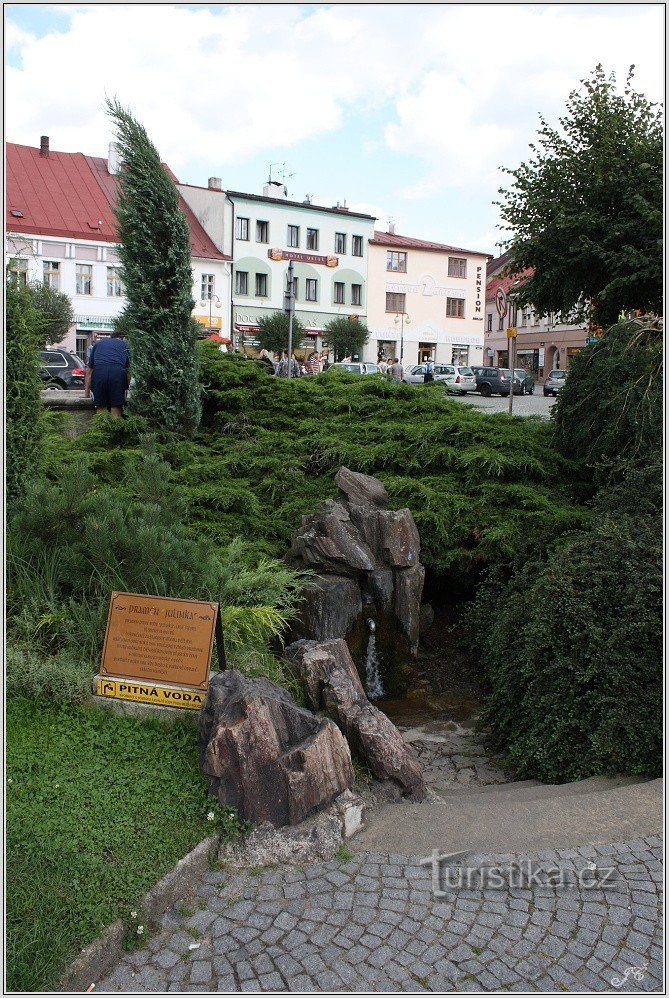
485;252;590;376
366;229;490;367
6;139;231;358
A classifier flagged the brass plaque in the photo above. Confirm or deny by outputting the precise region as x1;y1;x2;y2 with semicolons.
94;676;206;710
100;592;218;690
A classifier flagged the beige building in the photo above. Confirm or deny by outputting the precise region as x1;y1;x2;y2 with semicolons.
365;227;491;368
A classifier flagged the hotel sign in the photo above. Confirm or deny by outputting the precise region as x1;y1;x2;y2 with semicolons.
268;248;339;267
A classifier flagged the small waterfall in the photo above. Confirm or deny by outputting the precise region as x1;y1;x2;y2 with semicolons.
364;619;385;700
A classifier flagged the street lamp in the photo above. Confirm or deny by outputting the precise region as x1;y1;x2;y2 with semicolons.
393;311;410;366
199;293;222;335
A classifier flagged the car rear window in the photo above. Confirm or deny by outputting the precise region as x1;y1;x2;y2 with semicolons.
459;367;474;376
549;370;567;378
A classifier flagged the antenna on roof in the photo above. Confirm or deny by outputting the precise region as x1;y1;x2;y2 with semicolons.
269;161;295;185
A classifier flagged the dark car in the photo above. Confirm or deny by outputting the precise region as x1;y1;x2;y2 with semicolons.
39;349;87;390
470;366;523;397
514;368;535;395
543;369;568;396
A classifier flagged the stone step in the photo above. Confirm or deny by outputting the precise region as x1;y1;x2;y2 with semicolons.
433;773;647;803
354;778;663;856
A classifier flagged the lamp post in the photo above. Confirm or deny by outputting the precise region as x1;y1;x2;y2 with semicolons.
394;311;410;366
199;293;223;337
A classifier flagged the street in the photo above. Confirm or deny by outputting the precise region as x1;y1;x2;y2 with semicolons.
449;391;557;419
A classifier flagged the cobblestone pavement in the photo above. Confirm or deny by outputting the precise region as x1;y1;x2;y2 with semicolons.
98;836;663;993
454;392;556;419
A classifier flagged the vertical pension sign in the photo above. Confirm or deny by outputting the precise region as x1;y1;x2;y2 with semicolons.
94;592;219;710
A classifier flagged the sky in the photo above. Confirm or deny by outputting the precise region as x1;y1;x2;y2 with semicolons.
5;2;664;255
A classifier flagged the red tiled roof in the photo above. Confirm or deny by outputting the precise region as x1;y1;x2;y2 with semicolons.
485;268;533;302
6;142;228;261
370;229;491;258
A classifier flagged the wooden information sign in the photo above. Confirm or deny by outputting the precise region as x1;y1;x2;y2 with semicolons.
100;592;218;690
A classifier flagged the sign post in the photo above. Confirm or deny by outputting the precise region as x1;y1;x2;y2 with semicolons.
94;592;222;710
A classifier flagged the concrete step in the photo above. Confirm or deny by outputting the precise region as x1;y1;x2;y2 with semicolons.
433;773;648;804
354;778;663;856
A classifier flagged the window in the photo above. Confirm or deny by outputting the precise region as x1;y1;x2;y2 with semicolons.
351;283;362;306
334;232;347;254
521;307;531;327
386;251;407;273
386;292;406;313
256;220;269;243
107;266;123;297
236;217;249;240
9;258;28;285
235;270;248;295
292;277;299;300
306;228;319;250
76;263;92;295
448;257;467;278
352;235;363;257
487;313;493;332
305;278;317;302
288;225;300;248
255;273;268;297
43;260;61;291
334;281;345;304
446;297;465;318
201;273;215;300
498;315;504;330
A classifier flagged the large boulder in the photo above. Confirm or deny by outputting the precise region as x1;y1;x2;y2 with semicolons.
285;639;425;799
297;574;362;642
198;670;354;827
335;467;388;508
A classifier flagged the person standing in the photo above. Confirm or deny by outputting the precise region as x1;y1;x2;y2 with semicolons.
423;358;435;383
378;357;389;375
83;330;131;418
389;357;404;382
258;348;276;373
307;350;321;375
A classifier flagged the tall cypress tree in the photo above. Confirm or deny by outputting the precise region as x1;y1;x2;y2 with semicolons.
106;99;201;433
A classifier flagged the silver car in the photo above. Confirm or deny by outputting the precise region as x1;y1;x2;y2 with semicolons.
404;364;477;394
330;362;379;375
543;369;568;396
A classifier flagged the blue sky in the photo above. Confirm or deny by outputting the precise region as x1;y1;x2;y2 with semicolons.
5;3;664;254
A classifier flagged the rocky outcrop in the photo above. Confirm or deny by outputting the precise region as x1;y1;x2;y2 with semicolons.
286;467;426;666
198;670;354;827
285;639;425;800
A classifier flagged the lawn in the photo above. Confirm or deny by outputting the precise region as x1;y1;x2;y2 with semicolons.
6;696;215;992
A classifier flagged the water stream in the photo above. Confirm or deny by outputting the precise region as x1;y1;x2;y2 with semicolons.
363;619;385;700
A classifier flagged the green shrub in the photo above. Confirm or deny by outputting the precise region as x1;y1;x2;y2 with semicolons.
471;510;662;782
6;278;44;507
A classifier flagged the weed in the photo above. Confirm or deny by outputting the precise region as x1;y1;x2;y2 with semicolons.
335;846;355;862
186;927;202;940
177;906;195;919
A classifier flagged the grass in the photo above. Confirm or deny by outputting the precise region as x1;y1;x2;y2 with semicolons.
5;695;220;992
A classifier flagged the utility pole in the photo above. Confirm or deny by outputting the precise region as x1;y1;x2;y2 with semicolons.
284;260;295;379
508;297;517;415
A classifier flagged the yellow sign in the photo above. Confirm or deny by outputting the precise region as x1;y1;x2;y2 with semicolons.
507;327;517;338
194;315;222;329
94;675;206;709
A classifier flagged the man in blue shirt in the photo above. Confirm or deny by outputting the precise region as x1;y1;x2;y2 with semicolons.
83;331;131;418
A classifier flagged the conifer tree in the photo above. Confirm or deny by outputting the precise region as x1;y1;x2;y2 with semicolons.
106;99;201;433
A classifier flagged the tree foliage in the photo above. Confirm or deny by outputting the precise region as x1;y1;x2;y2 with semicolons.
551;316;662;478
497;66;663;327
323;315;369;360
106;98;201;434
256;310;304;354
6;278;44;506
26;280;74;346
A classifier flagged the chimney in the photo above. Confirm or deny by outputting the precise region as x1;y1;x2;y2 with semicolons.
40;135;49;157
208;177;222;191
108;142;122;175
388;219;396;235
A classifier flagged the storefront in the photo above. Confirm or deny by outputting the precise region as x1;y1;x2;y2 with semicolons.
74;314;116;361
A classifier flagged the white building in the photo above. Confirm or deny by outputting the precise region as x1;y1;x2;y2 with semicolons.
6;138;231;358
179;179;376;355
366;227;491;367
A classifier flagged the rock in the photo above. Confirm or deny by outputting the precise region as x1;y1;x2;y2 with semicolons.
296;575;362;641
285;639;425;799
380;509;421;568
419;603;435;634
289;500;376;575
394;564;426;654
198;671;354;828
366;568;394;616
335;466;388;508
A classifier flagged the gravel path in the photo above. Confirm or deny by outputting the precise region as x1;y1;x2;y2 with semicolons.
97;836;663;993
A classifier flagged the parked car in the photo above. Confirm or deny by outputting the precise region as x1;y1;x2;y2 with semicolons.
470;366;523;397
514;368;535;395
404;364;477;394
330;362;379;375
39;349;87;390
543;369;568;396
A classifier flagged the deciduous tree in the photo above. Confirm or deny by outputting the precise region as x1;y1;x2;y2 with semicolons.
322;315;369;361
256;311;304;355
497;66;662;327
